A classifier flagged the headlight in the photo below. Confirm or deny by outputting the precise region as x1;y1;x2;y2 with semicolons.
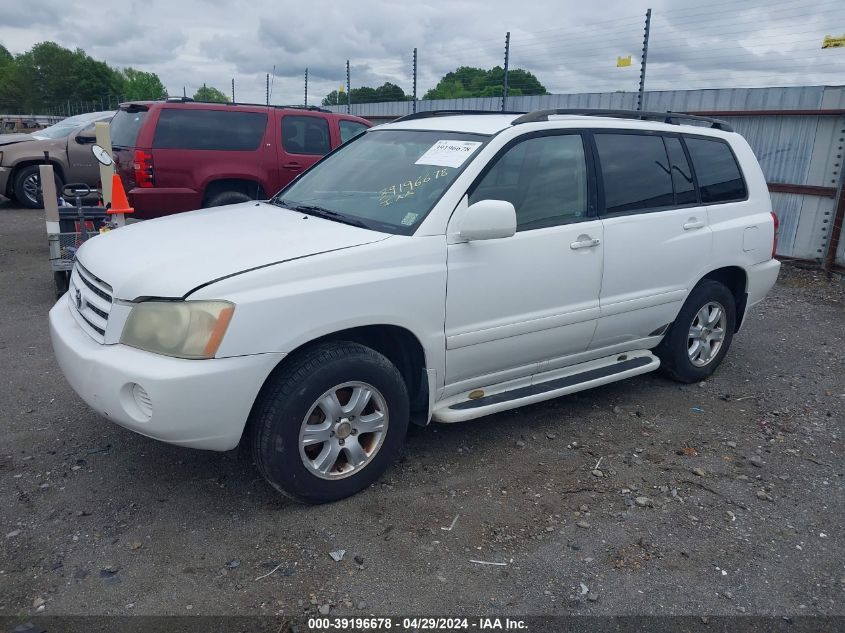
120;300;235;359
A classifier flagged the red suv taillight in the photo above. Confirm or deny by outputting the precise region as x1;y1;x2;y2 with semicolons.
771;211;779;259
133;150;154;188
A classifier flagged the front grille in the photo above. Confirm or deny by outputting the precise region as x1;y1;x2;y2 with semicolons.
69;262;113;343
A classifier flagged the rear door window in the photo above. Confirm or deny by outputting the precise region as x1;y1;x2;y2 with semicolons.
152;109;267;150
282;116;331;155
110;109;148;147
339;120;368;144
684;137;747;203
594;133;674;214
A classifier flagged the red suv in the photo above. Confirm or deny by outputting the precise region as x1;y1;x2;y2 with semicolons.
110;99;371;219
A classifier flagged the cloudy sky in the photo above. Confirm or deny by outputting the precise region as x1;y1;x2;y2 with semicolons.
2;0;844;105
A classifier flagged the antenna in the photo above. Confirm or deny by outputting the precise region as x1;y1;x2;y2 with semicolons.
269;65;276;104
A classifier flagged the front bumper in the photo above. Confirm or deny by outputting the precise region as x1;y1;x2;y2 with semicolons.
49;293;285;451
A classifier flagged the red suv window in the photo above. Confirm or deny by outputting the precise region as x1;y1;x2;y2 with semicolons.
153;109;268;151
281;116;330;155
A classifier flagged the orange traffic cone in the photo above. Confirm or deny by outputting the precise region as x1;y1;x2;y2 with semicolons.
107;173;134;215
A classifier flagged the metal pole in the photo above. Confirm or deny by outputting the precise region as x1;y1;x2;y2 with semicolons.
305;68;308;106
266;73;270;106
501;32;510;112
346;60;351;114
823;165;845;275
232;78;235;103
637;8;652;111
412;48;417;113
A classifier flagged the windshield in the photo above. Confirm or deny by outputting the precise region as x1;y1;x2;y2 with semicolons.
274;129;489;234
32;112;113;140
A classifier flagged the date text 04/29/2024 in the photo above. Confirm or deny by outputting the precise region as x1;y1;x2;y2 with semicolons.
306;617;528;630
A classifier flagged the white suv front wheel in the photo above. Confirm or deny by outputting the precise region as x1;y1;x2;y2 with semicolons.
250;341;409;503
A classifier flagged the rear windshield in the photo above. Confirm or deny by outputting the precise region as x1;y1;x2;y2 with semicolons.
111;109;148;148
152;109;267;151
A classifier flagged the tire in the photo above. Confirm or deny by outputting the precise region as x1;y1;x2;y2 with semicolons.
250;341;409;504
54;271;70;299
204;190;252;207
13;165;64;209
656;280;736;383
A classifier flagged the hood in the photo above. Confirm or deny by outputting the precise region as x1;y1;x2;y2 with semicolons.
0;133;35;146
76;201;390;299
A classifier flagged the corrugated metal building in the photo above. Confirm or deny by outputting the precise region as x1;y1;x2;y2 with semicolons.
328;86;845;269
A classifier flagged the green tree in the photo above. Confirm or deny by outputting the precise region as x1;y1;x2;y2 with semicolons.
0;41;125;113
322;89;344;106
423;66;546;100
322;82;412;106
193;84;230;103
0;41;171;114
118;68;167;100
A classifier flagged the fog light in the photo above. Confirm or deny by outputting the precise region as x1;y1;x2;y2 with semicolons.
132;384;153;418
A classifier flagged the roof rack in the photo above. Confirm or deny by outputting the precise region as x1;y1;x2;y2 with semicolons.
159;97;331;113
394;109;527;122
511;109;733;132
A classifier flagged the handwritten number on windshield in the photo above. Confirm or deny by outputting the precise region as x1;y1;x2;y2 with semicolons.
379;169;449;207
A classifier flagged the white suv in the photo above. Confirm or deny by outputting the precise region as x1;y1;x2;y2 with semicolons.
49;109;781;503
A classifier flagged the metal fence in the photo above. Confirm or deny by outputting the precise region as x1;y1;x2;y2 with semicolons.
328;85;845;270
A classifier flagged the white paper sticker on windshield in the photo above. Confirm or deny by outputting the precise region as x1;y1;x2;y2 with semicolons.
415;140;482;168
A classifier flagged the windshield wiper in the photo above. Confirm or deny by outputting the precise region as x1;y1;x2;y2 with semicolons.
278;201;372;230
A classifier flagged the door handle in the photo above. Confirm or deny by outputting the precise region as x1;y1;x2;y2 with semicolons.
283;162;302;170
683;218;705;230
570;236;601;250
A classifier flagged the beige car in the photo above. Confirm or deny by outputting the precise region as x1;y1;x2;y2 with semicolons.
0;111;114;208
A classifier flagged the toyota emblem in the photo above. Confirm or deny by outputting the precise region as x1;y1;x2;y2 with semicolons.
74;288;83;310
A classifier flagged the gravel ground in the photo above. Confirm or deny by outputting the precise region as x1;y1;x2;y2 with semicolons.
1;200;843;619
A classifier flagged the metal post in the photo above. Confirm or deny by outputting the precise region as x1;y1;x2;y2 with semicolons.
305;68;308;106
823;163;845;276
266;73;270;106
412;48;417;113
232;78;236;103
637;8;652;111
346;60;351;114
501;32;511;112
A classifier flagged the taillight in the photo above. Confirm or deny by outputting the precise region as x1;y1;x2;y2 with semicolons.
771;211;779;259
133;150;154;188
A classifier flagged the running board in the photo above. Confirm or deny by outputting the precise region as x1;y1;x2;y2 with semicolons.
433;350;660;423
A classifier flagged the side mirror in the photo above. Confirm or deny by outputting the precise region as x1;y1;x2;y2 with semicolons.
458;199;517;241
91;144;113;166
76;134;96;145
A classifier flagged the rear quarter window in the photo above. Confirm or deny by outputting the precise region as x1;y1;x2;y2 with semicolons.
684;136;747;203
153;109;268;151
